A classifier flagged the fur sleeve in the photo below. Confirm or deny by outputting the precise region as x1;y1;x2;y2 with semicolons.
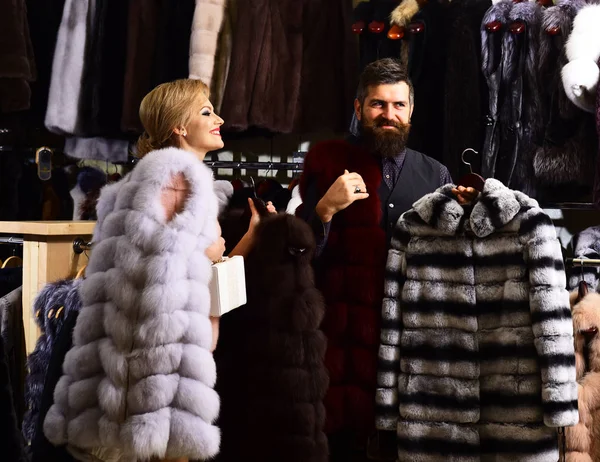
188;0;226;85
375;220;411;431
520;209;579;427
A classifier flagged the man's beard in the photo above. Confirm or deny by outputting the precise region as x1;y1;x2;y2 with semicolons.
361;115;411;158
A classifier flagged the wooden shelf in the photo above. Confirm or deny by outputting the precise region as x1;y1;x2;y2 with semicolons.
0;220;96;353
0;220;95;236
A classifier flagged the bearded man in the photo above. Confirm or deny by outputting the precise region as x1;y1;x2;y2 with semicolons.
297;58;452;461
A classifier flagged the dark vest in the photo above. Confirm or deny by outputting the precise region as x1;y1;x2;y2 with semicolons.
378;148;442;243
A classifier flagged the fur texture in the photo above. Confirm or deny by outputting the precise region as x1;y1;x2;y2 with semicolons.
377;179;579;461
390;0;420;27
0;0;36;113
220;0;303;133
189;0;226;85
565;293;600;462
562;4;600;113
43;148;221;460
44;0;92;135
213;179;234;214
214;214;328;462
534;0;597;193
298;139;387;440
23;279;82;445
286;184;302;215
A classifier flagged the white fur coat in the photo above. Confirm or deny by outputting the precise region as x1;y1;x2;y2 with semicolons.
561;4;600;113
43;148;221;460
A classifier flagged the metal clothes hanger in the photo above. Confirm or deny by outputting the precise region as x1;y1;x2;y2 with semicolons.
457;148;485;191
2;243;22;269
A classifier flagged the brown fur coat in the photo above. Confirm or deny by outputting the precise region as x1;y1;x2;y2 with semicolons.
214;214;329;462
566;292;600;462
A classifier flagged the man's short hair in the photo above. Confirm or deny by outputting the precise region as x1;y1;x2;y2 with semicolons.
356;58;414;106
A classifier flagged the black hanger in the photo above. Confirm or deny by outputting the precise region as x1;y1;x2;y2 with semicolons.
457;148;485;191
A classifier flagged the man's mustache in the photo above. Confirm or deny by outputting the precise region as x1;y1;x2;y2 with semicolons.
373;117;401;129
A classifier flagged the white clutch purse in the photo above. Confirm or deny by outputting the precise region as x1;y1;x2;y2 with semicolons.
209;255;247;317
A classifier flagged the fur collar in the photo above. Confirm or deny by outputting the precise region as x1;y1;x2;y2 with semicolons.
412;178;536;237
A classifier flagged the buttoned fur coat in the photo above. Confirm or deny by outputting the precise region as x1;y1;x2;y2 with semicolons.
43;148;221;460
376;179;579;461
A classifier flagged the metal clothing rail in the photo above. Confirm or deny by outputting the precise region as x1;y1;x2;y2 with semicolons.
204;161;304;171
0;236;23;245
566;258;600;267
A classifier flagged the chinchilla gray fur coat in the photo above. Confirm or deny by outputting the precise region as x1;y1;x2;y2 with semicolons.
43;147;221;460
376;179;579;462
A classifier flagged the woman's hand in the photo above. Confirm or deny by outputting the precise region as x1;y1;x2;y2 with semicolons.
247;197;276;234
229;198;276;258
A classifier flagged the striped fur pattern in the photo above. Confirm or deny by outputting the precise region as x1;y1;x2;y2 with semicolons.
376;179;578;461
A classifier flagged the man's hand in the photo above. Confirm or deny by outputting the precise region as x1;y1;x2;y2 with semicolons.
316;170;369;223
451;185;478;205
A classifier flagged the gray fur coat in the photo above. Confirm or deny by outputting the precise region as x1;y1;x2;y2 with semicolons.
43;147;221;460
376;179;578;461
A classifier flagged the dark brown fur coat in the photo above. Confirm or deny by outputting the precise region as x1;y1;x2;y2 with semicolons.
214;214;329;462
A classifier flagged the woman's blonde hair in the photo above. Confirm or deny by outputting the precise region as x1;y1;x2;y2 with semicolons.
136;79;210;157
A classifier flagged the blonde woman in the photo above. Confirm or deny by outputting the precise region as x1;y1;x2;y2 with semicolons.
44;79;269;462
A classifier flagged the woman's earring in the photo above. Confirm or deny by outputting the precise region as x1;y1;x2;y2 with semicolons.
182;131;187;137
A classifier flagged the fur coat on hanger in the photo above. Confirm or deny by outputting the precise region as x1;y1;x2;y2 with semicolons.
502;0;543;197
561;4;600;114
442;0;491;179
565;292;600;462
534;0;596;201
120;0;161;134
214;214;328;462
220;0;303;133
480;0;513;180
377;179;579;461
44;0;93;135
294;0;357;133
43;148;221;461
189;0;226;86
0;0;36;113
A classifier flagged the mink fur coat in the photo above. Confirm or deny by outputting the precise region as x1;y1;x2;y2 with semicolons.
214;214;329;462
43;147;221;461
377;179;579;461
565;292;600;462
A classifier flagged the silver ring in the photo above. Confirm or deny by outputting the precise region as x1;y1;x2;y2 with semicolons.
354;186;361;194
